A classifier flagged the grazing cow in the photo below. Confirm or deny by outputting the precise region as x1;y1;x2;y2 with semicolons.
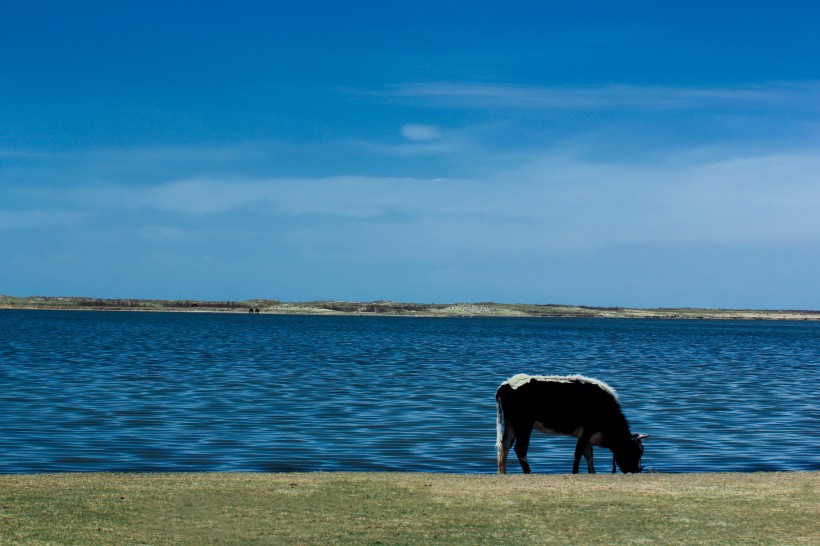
496;374;648;474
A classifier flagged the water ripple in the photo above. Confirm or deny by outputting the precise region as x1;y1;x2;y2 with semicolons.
1;311;818;474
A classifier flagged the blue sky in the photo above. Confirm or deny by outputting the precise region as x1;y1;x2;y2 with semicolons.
2;1;818;308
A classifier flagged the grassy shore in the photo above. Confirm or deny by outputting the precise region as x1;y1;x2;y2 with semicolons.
1;472;817;544
2;294;819;320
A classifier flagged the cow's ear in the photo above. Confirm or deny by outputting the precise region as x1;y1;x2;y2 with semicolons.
635;433;650;441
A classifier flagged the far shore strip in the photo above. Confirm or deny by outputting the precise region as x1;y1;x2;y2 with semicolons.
2;296;818;320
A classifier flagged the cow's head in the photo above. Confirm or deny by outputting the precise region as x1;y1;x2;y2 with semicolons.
613;433;649;473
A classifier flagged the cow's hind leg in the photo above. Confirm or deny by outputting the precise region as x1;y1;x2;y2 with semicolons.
497;419;516;474
513;420;535;474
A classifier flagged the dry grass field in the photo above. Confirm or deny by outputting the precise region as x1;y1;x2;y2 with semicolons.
1;471;817;544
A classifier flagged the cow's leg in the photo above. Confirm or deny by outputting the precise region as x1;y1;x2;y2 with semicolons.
497;419;516;474
512;420;534;474
583;445;596;474
573;432;592;474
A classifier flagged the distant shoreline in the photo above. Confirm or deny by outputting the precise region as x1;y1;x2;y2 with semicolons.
2;294;818;321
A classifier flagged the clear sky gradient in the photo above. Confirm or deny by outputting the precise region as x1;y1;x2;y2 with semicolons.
2;1;818;308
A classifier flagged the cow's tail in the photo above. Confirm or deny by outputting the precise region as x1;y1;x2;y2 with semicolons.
495;383;513;449
496;394;504;450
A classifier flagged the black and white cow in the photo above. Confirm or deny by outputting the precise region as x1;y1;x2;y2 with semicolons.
496;374;648;474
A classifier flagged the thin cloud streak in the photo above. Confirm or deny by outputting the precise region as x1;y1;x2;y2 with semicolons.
4;145;818;307
400;124;443;141
39;149;819;248
0;209;84;231
144;176;484;219
386;82;820;111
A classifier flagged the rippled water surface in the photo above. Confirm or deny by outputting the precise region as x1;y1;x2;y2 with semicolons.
1;310;818;474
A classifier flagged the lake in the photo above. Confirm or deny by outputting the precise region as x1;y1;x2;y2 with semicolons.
1;310;818;474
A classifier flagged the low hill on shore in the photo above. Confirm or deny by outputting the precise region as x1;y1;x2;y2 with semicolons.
2;294;818;320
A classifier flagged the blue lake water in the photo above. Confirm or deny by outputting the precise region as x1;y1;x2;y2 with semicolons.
1;310;818;474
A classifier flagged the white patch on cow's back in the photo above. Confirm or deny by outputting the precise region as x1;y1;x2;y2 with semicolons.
502;373;619;402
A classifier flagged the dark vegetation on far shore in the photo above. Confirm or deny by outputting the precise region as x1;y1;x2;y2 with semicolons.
1;294;818;320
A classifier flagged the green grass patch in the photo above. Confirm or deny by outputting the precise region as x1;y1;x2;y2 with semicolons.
1;472;817;544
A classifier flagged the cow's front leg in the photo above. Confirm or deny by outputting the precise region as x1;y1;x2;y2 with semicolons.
573;432;592;474
583;445;595;474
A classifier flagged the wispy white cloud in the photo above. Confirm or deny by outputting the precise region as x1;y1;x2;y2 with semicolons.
147;178;269;215
54;148;817;250
353;139;459;157
400;124;442;141
7;135;818;251
0;209;84;230
486;150;820;246
384;81;820;111
351;125;491;162
138;225;187;241
3;141;818;306
0;149;56;159
141;175;480;219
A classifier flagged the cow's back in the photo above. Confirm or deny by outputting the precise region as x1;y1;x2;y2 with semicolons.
498;375;622;434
